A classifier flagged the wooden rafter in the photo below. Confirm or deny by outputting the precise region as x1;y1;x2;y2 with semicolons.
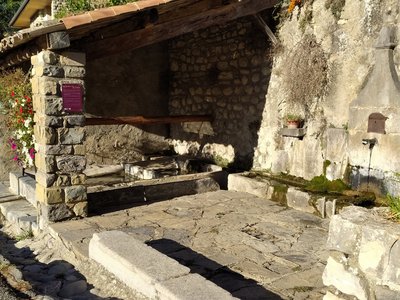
84;0;277;60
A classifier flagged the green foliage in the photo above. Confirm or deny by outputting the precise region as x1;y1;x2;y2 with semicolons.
323;160;331;176
386;194;400;221
56;0;138;18
15;230;33;241
285;113;303;121
305;175;349;193
325;0;346;20
213;155;230;169
0;0;21;38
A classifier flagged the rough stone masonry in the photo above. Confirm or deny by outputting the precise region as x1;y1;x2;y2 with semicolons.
31;50;87;227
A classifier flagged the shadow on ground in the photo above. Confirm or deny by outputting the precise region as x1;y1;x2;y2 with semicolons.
148;238;282;300
0;229;121;300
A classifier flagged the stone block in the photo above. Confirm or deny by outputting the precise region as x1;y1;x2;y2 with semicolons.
35;153;56;173
9;171;22;194
65;115;85;127
325;200;337;218
35;114;63;127
55;175;70;186
40;203;73;222
286;188;315;214
60;52;86;67
72;201;87;217
34;65;64;77
155;273;237;300
73;145;85;155
65;185;87;203
19;176;36;207
326;214;362;254
322;256;369;300
375;285;400;300
64;66;86;78
56;155;86;173
89;231;190;299
34;51;59;65
48;145;73;155
382;238;400;288
36;184;64;204
34;126;57;145
144;178;219;202
38;78;59;96
358;226;392;278
58;128;85;145
227;173;272;199
71;174;86;185
35;171;56;188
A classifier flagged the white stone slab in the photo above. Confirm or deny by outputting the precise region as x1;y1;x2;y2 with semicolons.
89;231;190;298
84;165;123;178
155;273;238;300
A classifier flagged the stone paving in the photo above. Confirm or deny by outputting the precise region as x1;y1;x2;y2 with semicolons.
50;190;330;299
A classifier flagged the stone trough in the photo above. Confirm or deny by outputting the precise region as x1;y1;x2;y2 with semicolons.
86;156;227;214
228;172;376;218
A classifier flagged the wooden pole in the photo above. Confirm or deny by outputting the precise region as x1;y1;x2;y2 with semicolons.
86;115;213;126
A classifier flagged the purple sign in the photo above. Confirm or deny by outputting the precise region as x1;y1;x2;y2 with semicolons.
62;84;83;113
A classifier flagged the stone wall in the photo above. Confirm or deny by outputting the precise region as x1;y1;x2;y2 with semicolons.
31;50;87;226
168;16;273;170
253;0;400;194
85;42;170;165
323;206;400;299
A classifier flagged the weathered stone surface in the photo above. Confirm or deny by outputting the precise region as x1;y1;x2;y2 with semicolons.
58;128;85;145
35;171;57;188
19;176;36;207
71;174;85;185
35;153;56;173
43;145;73;155
60;52;86;66
156;273;237;300
323;291;345;300
73;144;85;156
326;214;363;254
286;188;315;214
72;201;88;217
41;203;73;222
64;66;86;78
35;65;64;77
89;231;190;298
227;173;272;199
58;280;87;298
55;175;70;186
9;171;22;194
322;256;368;300
56;155;86;173
36;185;63;204
65;115;85;127
65;185;87;203
375;285;400;300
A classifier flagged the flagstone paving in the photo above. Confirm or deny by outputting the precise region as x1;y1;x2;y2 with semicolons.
50;190;330;299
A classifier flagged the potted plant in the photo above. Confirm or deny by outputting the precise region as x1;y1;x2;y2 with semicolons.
285;114;303;129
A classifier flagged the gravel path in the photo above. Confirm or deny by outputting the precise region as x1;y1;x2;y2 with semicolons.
0;274;22;300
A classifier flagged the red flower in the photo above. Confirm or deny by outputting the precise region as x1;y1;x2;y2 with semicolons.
19;107;23;114
11;91;15;97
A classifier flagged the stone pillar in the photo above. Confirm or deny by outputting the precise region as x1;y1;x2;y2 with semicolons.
31;50;87;227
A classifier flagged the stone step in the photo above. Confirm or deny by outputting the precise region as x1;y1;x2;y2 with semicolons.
89;231;238;300
0;199;38;234
9;172;36;208
0;181;24;204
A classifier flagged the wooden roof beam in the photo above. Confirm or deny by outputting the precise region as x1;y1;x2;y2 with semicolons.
85;0;277;60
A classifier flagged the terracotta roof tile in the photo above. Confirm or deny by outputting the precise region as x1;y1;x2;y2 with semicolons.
62;0;175;30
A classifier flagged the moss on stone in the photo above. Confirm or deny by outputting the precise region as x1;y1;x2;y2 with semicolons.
305;175;349;193
323;160;331;176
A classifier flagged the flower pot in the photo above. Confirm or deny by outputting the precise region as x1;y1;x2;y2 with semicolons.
287;120;300;129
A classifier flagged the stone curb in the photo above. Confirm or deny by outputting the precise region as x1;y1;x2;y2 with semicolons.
89;231;238;300
9;172;36;208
